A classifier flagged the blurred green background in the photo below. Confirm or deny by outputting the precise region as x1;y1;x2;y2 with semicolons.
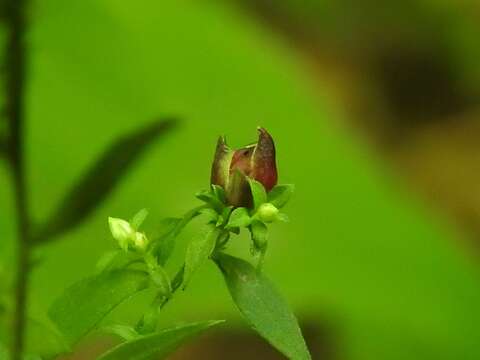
2;0;480;359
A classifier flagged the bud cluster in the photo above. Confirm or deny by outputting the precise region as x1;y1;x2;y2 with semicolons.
196;128;295;268
108;211;149;253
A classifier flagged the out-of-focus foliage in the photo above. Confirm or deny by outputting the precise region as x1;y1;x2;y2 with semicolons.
48;269;149;347
0;0;480;359
34;119;177;244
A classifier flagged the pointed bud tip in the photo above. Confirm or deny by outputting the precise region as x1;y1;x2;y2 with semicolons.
251;127;277;191
211;135;234;189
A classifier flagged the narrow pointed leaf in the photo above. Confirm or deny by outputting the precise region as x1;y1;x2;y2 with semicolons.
95;250;122;273
151;218;182;265
48;269;149;346
97;321;223;360
153;206;203;266
268;184;295;209
184;227;220;288
215;253;311;360
196;190;224;213
25;317;70;358
102;324;139;341
199;208;219;224
34;119;177;244
149;266;172;297
96;251;143;274
130;209;149;230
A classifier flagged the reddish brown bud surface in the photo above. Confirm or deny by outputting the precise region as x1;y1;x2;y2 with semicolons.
210;128;278;207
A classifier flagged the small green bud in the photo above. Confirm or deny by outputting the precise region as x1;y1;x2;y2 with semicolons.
134;232;149;252
257;203;279;223
108;217;135;251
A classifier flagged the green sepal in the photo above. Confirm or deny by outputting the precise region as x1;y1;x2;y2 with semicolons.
250;220;269;269
247;178;267;211
199;208;219;224
226;207;251;229
267;184;295;209
196;190;224;213
250;220;268;250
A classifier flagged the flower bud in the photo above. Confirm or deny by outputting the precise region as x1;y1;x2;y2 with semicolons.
134;232;149;252
257;203;279;223
108;217;135;251
211;128;278;208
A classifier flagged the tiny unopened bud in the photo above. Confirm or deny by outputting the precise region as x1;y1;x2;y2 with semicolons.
134;232;149;252
108;217;135;250
257;203;279;223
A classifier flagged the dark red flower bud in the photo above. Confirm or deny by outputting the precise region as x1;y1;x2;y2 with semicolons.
210;128;278;207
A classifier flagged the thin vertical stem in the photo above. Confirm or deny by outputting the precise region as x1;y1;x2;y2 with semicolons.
4;0;30;359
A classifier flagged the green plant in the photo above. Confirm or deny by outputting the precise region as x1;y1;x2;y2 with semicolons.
45;128;310;359
0;1;309;357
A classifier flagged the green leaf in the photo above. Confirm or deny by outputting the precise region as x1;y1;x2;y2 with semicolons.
250;220;268;269
226;207;251;229
0;343;39;360
247;178;267;211
268;184;295;209
183;227;220;288
34;119;177;244
0;343;7;360
198;208;219;224
215;253;311;360
25;317;70;358
170;265;185;293
135;291;168;335
96;250;122;273
196;190;224;213
153;206;203;266
97;321;223;360
130;209;149;230
173;207;205;237
151;218;182;265
250;220;268;250
96;251;144;274
102;324;139;341
215;230;231;250
48;269;149;346
149;266;172;297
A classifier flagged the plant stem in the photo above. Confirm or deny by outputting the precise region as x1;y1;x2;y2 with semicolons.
5;0;30;359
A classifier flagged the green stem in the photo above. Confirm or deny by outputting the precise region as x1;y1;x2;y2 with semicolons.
4;0;30;359
135;266;184;334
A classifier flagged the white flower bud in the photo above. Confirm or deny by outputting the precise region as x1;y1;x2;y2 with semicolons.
108;217;135;251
